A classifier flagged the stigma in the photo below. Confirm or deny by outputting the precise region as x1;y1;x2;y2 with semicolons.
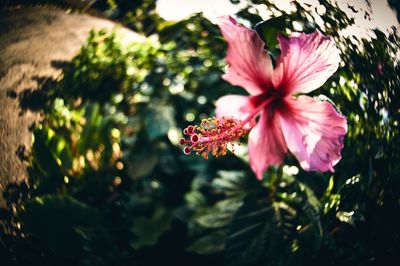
179;117;248;159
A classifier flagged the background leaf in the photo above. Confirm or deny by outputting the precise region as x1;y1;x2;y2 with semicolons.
18;195;100;258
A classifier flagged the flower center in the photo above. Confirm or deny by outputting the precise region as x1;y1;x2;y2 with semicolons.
250;89;283;108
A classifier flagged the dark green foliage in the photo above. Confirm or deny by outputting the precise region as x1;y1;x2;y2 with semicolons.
226;198;292;266
1;1;399;265
18;195;101;258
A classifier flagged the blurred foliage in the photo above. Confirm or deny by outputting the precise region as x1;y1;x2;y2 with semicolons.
1;0;400;266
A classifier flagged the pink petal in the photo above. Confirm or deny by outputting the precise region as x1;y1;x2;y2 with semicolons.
279;96;347;172
249;109;287;180
273;30;340;95
215;95;256;129
218;16;273;95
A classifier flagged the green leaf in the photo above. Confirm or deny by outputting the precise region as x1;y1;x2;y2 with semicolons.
255;16;287;49
126;144;158;178
18;195;100;258
130;206;173;249
32;128;63;178
145;103;175;141
225;197;295;266
77;102;102;153
195;209;233;228
288;198;323;263
212;171;256;198
187;230;226;255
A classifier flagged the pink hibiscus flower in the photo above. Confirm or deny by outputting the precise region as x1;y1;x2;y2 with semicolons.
180;16;347;180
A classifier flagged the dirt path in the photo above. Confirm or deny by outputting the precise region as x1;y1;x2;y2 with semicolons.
0;6;141;205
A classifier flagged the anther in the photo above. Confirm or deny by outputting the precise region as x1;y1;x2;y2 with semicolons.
183;146;191;155
190;134;199;143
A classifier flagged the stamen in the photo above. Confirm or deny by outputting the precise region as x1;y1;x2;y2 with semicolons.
183;146;191;155
180;95;275;159
180;117;248;159
191;134;199;143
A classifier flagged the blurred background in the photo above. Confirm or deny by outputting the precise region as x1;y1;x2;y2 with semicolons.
0;0;399;265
